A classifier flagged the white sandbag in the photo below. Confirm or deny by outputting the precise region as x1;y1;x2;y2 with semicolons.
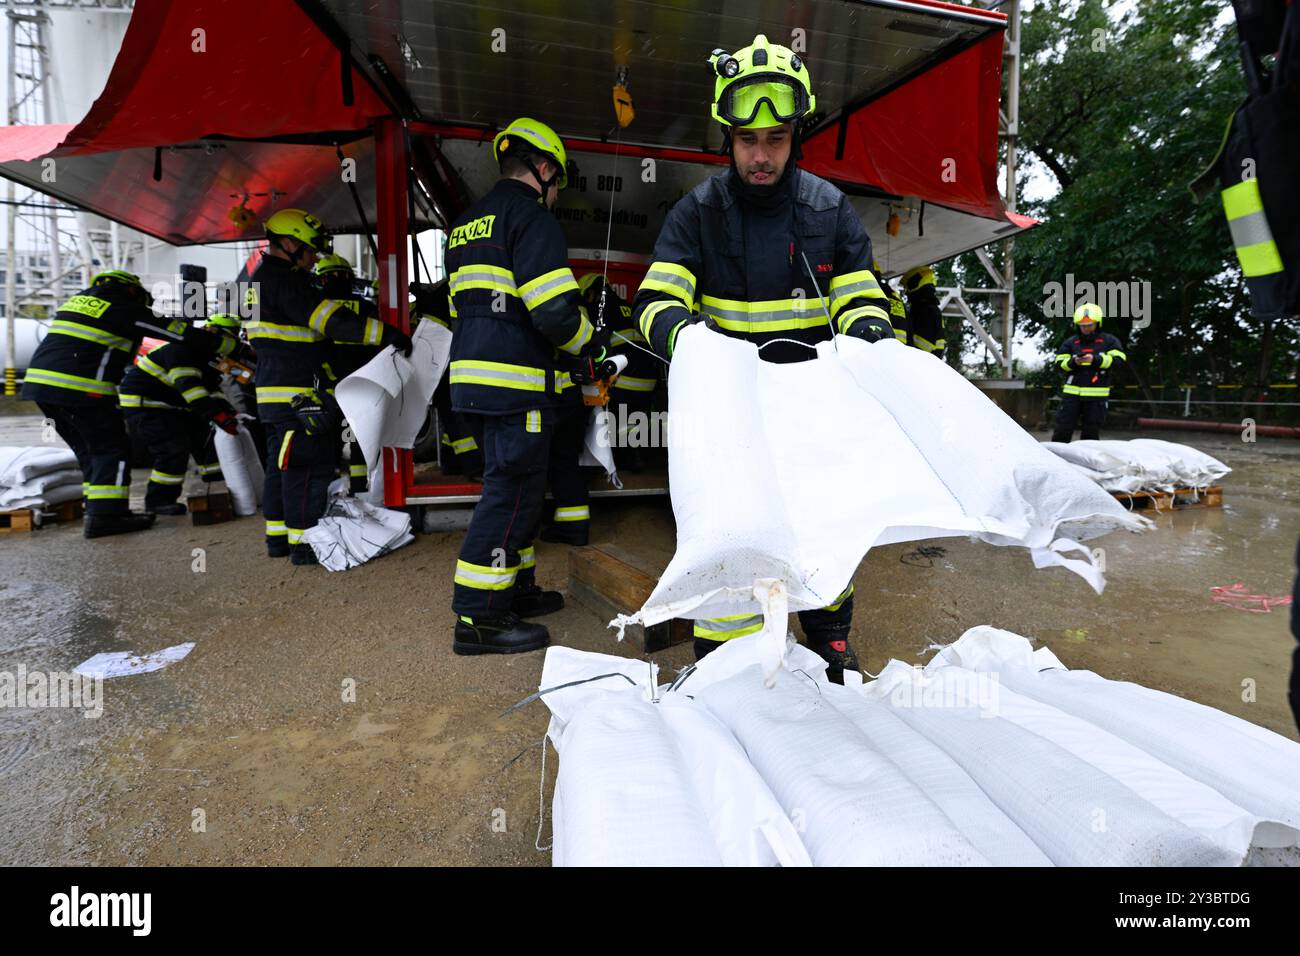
866;664;1236;866
615;327;1148;679
0;446;78;485
539;647;807;867
335;318;450;470
213;424;264;516
578;406;622;489
823;683;1053;866
872;660;1259;862
945;627;1300;847
1039;440;1137;479
0;468;82;508
301;494;413;570
1127;438;1230;486
0;482;84;511
696;663;991;866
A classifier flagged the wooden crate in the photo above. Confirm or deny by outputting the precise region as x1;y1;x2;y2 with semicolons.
1110;485;1223;512
568;544;691;653
0;498;85;533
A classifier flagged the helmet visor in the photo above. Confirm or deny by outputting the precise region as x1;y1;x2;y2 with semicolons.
718;74;808;127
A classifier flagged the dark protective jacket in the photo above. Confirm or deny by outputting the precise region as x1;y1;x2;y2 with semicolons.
586;283;661;399
445;178;603;415
119;336;226;413
243;255;395;409
21;282;217;406
632;166;891;364
320;295;385;388
1054;329;1127;398
902;267;946;357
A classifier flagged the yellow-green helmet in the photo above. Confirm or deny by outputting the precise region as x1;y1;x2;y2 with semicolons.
1073;302;1104;326
313;253;354;278
264;208;332;252
710;34;816;129
493;117;568;189
92;269;152;305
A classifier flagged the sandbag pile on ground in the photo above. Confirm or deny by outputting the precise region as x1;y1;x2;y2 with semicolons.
541;631;1300;867
1041;438;1230;493
0;446;83;510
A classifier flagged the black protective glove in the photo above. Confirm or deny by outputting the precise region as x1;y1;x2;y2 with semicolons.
388;328;415;357
195;396;240;435
846;316;895;344
290;389;342;437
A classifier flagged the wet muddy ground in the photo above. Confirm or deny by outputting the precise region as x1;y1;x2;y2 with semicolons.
1;420;1296;866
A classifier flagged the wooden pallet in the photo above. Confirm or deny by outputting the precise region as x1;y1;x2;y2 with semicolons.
0;498;85;533
569;544;691;653
1110;485;1223;512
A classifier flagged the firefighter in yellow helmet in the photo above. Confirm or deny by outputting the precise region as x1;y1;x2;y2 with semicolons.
1051;302;1127;442
445;117;617;655
632;34;895;682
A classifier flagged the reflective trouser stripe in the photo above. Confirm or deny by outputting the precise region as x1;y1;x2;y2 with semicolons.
693;613;765;641
1063;384;1109;397
149;470;185;485
266;520;288;538
824;583;854;613
454;559;518;590
86;484;129;500
278;430;295;471
554;505;589;522
525;410;541;433
287;527;306;545
349;464;368;477
443;434;479;454
197;463;221;476
518;547;536;571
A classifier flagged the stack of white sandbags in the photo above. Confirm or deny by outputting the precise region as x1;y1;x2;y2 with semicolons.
1041;438;1230;493
0;446;83;510
541;630;1300;867
301;491;414;571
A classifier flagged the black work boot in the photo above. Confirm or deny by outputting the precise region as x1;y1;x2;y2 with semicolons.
84;512;156;539
267;540;290;558
512;584;565;618
539;523;589;547
807;632;861;685
290;543;318;566
149;502;187;516
453;613;549;656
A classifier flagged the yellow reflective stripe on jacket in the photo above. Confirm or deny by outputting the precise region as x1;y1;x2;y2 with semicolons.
693;613;765;641
24;367;118;396
118;393;177;409
1063;384;1110;397
640;262;697;308
454;558;518;591
244;321;323;343
307;300;343;335
835;302;891;335
909;332;936;352
167;366;202;387
1222;179;1284;278
58;294;112;319
257;385;309;404
557;313;595;356
181;386;208;403
613;374;657;393
519;267;580;310
1099;349;1126;369
638;299;682;342
362;318;386;346
827;269;886;319
49;319;133;352
701;295;830;333
449;264;518;298
1055;353;1073;370
931;338;946;354
449;359;547;392
136;354;170;385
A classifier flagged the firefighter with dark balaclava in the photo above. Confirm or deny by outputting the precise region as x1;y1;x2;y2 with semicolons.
1051;302;1127;443
118;314;242;514
20;270;221;537
632;34;894;683
446;117;615;655
901;265;946;357
313;253;386;493
244;209;412;564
